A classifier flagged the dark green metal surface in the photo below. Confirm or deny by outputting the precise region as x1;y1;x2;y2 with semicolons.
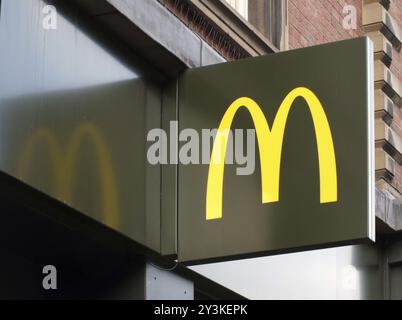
0;0;164;253
178;38;374;263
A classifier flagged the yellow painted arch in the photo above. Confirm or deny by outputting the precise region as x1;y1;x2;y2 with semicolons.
206;87;337;220
17;124;119;228
18;128;63;192
63;124;119;228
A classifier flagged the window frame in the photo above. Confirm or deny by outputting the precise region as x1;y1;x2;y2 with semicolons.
193;0;288;52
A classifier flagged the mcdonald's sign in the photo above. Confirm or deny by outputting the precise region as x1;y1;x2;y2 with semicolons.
206;87;338;221
178;38;375;263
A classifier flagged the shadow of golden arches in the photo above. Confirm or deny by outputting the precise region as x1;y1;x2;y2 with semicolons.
207;87;338;220
17;124;119;228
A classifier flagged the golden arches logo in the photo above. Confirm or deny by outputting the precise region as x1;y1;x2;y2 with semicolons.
17;123;119;228
206;87;337;220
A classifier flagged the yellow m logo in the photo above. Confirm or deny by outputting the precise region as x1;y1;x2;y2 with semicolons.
17;123;120;228
206;87;337;220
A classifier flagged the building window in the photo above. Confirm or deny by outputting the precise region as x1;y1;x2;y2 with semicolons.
224;0;248;20
223;0;286;49
159;0;286;60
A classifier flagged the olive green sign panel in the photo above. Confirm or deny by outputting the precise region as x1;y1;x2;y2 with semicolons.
178;38;375;264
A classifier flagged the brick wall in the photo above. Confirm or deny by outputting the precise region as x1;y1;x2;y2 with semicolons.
288;0;363;49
